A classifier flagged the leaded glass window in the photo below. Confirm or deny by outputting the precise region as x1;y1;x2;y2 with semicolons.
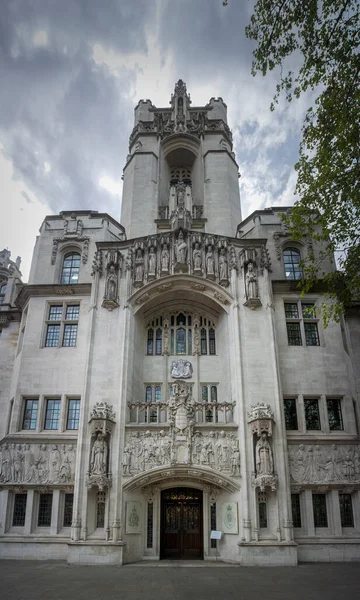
305;399;321;430
22;399;38;430
291;494;301;528
210;502;217;548
146;311;216;356
38;493;53;527
284;303;299;319
155;328;162;355
63;493;74;527
63;324;78;347
283;248;302;280
97;491;106;528
147;502;154;548
339;493;354;527
147;329;154;355
44;399;61;430
327;398;343;431
45;324;60;347
66;399;80;430
258;491;267;527
176;327;186;354
61;252;80;285
312;494;328;527
304;322;320;346
12;494;27;526
286;322;302;346
284;398;298;430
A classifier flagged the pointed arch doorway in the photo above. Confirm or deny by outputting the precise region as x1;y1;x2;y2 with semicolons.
160;487;203;559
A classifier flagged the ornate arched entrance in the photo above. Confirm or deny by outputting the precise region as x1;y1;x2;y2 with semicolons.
160;487;203;559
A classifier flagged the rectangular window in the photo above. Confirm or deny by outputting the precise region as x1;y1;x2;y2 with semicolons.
45;324;60;347
339;493;354;527
258;491;267;528
63;324;78;347
304;322;320;346
38;493;53;527
284;398;298;430
147;502;154;548
63;493;74;527
286;322;302;346
327;398;343;431
48;305;63;320
22;399;38;430
44;303;79;348
305;398;321;430
291;494;302;528
312;494;328;527
96;491;105;528
284;303;299;319
210;502;217;548
66;399;80;430
12;494;27;526
44;399;61;430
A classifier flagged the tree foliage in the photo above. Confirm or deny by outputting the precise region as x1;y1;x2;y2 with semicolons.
245;0;360;324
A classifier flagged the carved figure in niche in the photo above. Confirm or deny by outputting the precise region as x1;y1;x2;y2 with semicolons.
13;444;24;482
256;433;274;476
161;245;170;272
123;444;131;475
246;262;258;299
193;243;202;270
175;231;187;264
206;246;215;276
148;246;156;275
59;455;72;483
105;265;117;301
200;444;209;465
90;433;108;476
219;248;228;281
50;445;61;482
135;249;144;282
343;446;355;481
1;443;13;481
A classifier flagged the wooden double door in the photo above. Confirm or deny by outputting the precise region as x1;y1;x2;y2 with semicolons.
161;488;203;559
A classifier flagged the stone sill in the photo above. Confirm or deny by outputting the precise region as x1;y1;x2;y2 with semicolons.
0;536;70;543
238;541;297;547
68;540;126;547
294;537;360;544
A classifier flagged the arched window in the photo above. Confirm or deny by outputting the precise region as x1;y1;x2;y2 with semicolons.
211;386;217;402
61;252;80;285
146;311;216;356
155;328;162;355
283;248;303;280
0;283;7;305
147;329;154;355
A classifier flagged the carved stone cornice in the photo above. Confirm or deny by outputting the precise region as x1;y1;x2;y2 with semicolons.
15;283;92;309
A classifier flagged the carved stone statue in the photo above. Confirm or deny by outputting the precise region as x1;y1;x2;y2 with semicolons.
90;433;108;476
206;246;215;276
219;248;228;281
256;433;274;476
246;262;258;299
123;444;131;475
161;245;170;272
105;265;118;301
175;231;187;264
193;243;202;271
135;249;144;282
148;246;156;276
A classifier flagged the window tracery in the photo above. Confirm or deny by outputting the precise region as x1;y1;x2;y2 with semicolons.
146;311;216;356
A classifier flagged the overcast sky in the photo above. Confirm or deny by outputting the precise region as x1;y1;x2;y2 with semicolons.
0;0;309;280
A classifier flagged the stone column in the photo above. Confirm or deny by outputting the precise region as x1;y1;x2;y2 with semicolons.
24;489;35;535
50;489;61;535
304;489;315;536
331;489;342;535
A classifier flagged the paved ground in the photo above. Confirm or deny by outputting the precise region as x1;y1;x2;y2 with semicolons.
1;560;360;600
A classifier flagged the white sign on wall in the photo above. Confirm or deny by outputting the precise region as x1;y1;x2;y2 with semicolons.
221;502;238;534
126;501;142;534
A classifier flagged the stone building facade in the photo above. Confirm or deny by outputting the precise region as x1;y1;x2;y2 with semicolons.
0;81;359;565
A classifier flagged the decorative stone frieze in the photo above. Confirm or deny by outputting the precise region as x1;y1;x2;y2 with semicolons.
248;402;275;437
288;443;360;487
170;359;193;379
0;442;76;486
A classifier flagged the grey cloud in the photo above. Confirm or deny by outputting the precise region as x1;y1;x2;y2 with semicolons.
0;0;153;216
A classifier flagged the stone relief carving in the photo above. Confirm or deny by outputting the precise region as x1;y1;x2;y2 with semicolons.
0;442;76;485
123;428;240;478
134;248;144;286
248;402;275;437
51;214;90;265
170;359;193;379
248;403;277;491
90;402;116;421
288;444;360;486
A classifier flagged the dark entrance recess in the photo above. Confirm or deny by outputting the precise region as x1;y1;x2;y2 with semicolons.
160;487;203;559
